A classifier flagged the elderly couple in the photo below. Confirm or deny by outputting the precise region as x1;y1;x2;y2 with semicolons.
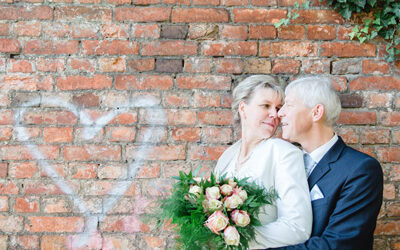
214;76;383;249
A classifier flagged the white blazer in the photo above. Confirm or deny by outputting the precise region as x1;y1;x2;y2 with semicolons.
214;138;312;249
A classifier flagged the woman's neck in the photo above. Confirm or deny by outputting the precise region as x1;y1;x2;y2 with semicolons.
240;131;263;159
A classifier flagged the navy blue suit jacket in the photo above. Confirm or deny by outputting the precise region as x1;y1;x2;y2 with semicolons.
269;136;383;250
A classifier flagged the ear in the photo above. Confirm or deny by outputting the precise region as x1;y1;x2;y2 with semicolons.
238;101;246;120
311;104;325;122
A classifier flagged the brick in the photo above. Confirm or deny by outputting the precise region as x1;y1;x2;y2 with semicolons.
202;127;232;143
44;127;73;143
272;59;300;74
163;0;190;4
0;181;18;194
55;6;111;21
339;93;363;108
165;109;197;125
332;59;361;74
70;163;97;179
57;75;112;90
233;9;286;23
14;21;41;37
172;127;201;142
0;6;52;20
383;183;396;199
249;25;276;39
41;236;69;250
82;40;139;55
243;58;272;74
215;58;243;74
184;58;212;73
337;26;353;40
155;59;183;73
42;23;70;37
126;145;185;161
0;215;23;232
0;23;9;35
0;196;7;211
189;24;219;40
14;197;39;213
172;8;229;23
71;23;98;38
379;111;400;126
393;130;400;144
106;0;131;3
308;25;335;40
72;93;100;107
278;25;305;40
101;24;129;38
194;91;222;107
202;41;257;56
0;39;20;53
68;58;95;73
98;164;127;179
361;129;390;144
198;110;233;125
293;10;344;24
10;235;39;249
23;40;78;55
375;220;400;235
115;75;173;90
37;58;64;72
0;110;13;125
0;145;58;160
8;59;33;73
64;145;121;161
221;25;248;40
279;0;306;6
135;0;159;4
221;0;247;5
387;202;400;217
106;127;136;142
365;92;392;108
136;126;168;143
163;92;191;107
27;217;84;232
141;179;174;196
193;0;219;5
189;145;227;161
337;111;376;125
260;41;318;57
337;127;359;144
99;57;126;72
115;7;171;22
251;0;276;5
362;60;391;74
176;75;231;90
0;127;11;141
0;163;7;177
350;76;400;90
302;59;330;74
0;58;5;72
387;163;400;181
9;162;38;178
132;24;160;38
161;24;188;39
127;58;155;72
43;197;70;213
377;147;400;163
321;43;376;57
142;41;197;56
101;215;150;233
23;110;77;125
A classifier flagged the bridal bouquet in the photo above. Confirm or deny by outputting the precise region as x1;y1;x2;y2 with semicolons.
158;171;278;249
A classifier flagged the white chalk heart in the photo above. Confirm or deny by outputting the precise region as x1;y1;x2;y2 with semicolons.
14;96;166;248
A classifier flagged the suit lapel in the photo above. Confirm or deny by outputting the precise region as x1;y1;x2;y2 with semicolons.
308;136;346;190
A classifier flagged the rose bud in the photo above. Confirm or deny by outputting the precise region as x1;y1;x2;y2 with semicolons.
224;194;243;210
193;177;202;183
205;186;221;200
188;185;202;197
223;226;240;246
220;184;233;196
205;210;229;234
231;210;250;227
202;199;223;212
228;178;237;188
233;187;248;202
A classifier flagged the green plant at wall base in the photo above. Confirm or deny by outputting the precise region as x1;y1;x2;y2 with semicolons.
329;0;400;62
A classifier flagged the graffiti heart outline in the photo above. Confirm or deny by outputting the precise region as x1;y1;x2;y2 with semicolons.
14;96;166;248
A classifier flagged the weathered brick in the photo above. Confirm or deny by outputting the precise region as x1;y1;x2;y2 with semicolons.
163;0;190;4
0;39;20;53
0;215;23;232
233;9;286;23
166;109;197;125
70;163;97;179
132;24;160;38
55;6;111;21
184;57;212;73
0;196;8;211
332;59;361;74
106;0;131;4
215;58;243;74
0;23;9;36
57;75;112;90
107;127;136;142
0;110;13;125
7;59;33;73
193;0;219;5
142;41;197;56
23;110;77;125
23;40;78;55
272;59;300;74
338;111;376;125
42;23;69;37
377;147;400;163
14;197;39;213
302;59;330;74
72;93;100;107
161;24;188;39
9;162;38;178
251;0;276;5
365;92;392;108
202;127;233;143
260;41;318;57
14;21;41;37
101;24;129;38
189;145;227;161
194;91;220;107
10;235;38;249
44;127;73;143
221;0;248;5
0;6;52;20
292;10;344;24
339;93;363;108
163;91;191;107
126;145;185;161
172;127;201;142
278;25;305;40
198;110;233;125
189;24;219;40
202;41;257;56
115;7;171;22
155;59;183;73
64;145;121;161
244;58;272;74
0;127;12;141
379;111;400;126
98;57;126;72
0;163;7;177
115;75;173;90
26;217;84;232
37;58;64;72
68;58;95;73
82;40;139;55
127;58;155;72
172;8;229;23
176;75;231;90
337;127;359;144
361;129;390;144
362;60;391;74
350;76;400;90
321;43;376;57
71;23;99;38
375;220;400;235
249;25;276;39
136;126;167;143
308;25;336;40
221;25;248;40
337;26;353;40
0;181;18;194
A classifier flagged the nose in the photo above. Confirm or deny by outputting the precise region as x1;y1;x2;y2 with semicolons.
278;107;284;118
269;108;278;118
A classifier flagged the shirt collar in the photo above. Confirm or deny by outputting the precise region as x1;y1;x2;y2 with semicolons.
304;134;338;164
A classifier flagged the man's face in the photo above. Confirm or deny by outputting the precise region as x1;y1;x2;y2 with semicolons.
278;90;313;144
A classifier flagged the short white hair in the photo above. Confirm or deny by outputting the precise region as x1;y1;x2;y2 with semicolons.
232;75;284;127
285;76;341;127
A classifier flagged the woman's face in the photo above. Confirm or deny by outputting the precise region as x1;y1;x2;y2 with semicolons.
240;87;282;140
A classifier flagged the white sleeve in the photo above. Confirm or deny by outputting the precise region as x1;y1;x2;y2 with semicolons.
253;147;312;248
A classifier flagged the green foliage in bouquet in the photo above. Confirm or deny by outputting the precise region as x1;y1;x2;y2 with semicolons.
158;171;278;250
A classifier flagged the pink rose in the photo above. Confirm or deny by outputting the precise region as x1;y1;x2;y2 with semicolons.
231;210;250;227
220;184;233;196
224;194;243;210
223;226;240;246
202;198;223;212
228;178;237;188
206;186;221;200
233;187;247;202
205;210;229;234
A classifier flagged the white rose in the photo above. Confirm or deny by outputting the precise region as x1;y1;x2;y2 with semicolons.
205;210;229;234
220;184;233;196
202;199;223;212
234;187;247;202
224;194;243;210
206;186;221;200
228;178;237;188
231;209;250;227
224;226;240;246
188;185;202;196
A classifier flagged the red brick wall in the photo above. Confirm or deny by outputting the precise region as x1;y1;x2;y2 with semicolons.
0;0;399;248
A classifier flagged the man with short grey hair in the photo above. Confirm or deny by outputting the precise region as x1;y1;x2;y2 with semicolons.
271;77;383;249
